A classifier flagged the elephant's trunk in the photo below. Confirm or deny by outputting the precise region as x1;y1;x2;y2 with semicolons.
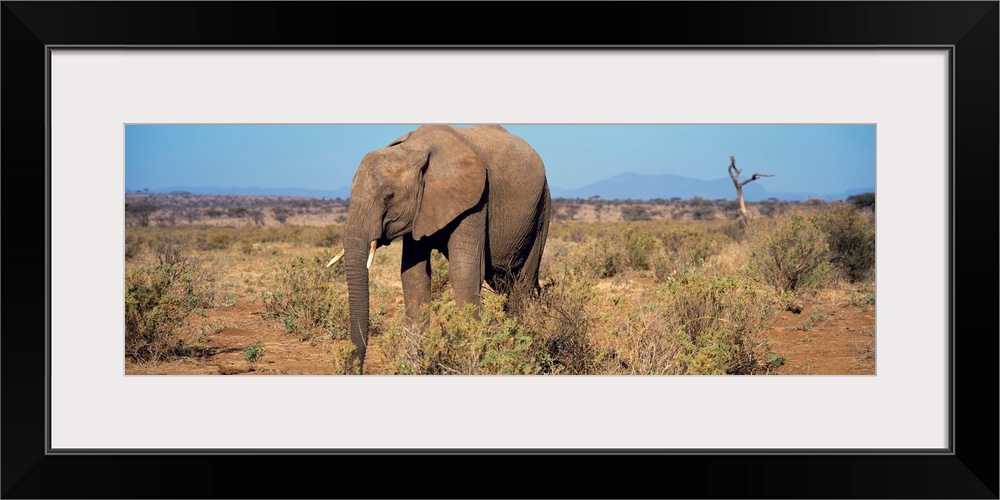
344;197;380;374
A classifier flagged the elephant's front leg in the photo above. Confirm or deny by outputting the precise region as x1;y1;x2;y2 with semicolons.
446;212;487;312
400;235;432;332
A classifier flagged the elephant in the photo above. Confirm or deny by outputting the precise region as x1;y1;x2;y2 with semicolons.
332;124;551;373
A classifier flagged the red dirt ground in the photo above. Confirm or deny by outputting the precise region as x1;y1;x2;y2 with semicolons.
125;291;874;376
767;296;875;375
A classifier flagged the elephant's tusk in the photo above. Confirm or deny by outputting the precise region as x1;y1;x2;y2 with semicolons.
326;249;345;268
482;281;496;294
366;240;377;270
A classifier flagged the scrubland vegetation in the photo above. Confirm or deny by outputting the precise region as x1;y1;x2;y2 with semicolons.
125;194;875;375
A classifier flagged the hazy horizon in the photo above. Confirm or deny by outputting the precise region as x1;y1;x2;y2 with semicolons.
125;124;875;198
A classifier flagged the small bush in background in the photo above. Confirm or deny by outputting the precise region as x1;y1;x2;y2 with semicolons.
271;206;293;224
653;224;732;281
572;225;663;279
196;231;234;251
124;233;145;260
749;214;832;294
659;225;731;265
846;192;875;212
621;205;652;221
811;204;875;282
575;239;622;279
307;225;342;248
620;226;661;271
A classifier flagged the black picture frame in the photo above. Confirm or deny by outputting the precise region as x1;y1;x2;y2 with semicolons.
3;2;997;498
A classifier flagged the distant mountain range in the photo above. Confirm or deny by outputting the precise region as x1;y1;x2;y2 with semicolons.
138;173;873;202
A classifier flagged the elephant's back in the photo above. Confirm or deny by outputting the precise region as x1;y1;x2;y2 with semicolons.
461;126;546;187
460;127;549;272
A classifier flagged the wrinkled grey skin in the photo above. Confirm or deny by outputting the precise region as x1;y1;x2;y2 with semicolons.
342;125;550;373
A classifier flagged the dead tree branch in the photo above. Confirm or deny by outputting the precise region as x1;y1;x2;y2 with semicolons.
728;155;775;230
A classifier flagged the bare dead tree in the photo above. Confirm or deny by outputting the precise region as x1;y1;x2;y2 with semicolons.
727;155;774;230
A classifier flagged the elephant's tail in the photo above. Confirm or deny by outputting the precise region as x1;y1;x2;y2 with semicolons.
537;181;551;284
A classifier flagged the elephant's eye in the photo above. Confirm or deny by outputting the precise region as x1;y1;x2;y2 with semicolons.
383;192;395;205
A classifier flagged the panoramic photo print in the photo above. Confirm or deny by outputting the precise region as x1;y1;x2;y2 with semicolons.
124;124;876;375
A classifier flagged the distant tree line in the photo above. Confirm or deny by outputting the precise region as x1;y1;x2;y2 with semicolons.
550;194;874;223
124;193;349;227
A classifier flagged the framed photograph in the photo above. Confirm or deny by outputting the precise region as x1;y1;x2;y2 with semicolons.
4;2;996;498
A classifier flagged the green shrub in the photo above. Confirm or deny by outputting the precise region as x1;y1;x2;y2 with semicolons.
850;281;876;308
370;289;587;375
666;273;778;374
196;230;234;250
331;341;360;374
659;225;731;264
306;225;342;248
411;303;478;374
706;220;743;243
262;255;348;341
384;293;537;375
653;225;731;282
621;226;661;271
651;253;680;283
243;340;266;365
573;226;663;278
749;214;832;293
478;319;538;375
811;205;875;282
125;247;208;362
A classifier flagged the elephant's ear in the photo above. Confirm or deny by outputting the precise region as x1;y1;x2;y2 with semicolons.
387;131;412;147
412;135;487;241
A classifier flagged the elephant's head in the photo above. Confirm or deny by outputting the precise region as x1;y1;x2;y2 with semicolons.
341;126;487;372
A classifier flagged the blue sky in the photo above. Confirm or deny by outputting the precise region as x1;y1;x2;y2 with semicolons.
125;124;875;197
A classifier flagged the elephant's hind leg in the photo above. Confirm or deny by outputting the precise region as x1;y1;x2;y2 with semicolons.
508;187;551;314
